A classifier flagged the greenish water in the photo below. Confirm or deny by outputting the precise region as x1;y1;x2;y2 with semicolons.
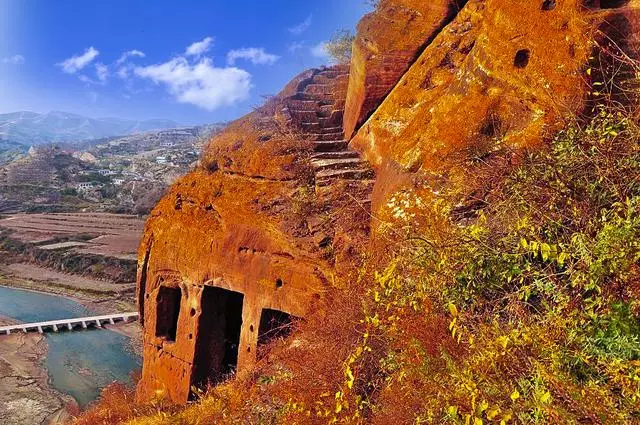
0;286;141;407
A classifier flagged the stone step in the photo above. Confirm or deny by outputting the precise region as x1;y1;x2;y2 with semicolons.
319;126;343;134
300;122;344;134
316;69;348;79
306;131;345;141
312;140;349;152
318;115;343;128
310;151;360;160
295;92;336;103
312;75;339;85
285;99;322;110
315;168;375;185
305;83;335;95
318;107;344;119
301;121;322;132
311;157;364;172
287;110;320;121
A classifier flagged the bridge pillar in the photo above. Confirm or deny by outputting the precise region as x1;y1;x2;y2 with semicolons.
81;321;87;329
22;328;27;333
52;324;58;332
67;323;73;331
37;326;43;334
5;330;10;335
109;318;116;325
95;320;102;328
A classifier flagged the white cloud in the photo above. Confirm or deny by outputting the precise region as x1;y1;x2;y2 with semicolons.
289;15;312;35
311;41;329;58
57;47;100;74
95;63;109;82
115;49;145;66
185;37;214;57
134;57;251;110
116;66;131;79
288;42;305;53
227;48;280;66
2;55;24;65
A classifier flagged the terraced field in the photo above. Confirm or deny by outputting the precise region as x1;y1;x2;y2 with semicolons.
0;213;145;260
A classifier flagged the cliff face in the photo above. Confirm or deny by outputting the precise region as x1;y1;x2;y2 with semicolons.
353;0;592;171
136;67;373;403
343;0;467;139
136;0;640;405
351;0;640;237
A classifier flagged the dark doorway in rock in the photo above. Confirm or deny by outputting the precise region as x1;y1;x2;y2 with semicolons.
257;309;298;359
514;49;531;68
542;0;556;10
599;0;630;8
155;286;182;342
191;286;244;392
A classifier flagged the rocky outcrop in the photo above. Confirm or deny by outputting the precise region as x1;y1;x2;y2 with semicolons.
348;0;640;231
351;0;640;172
136;66;373;403
343;0;467;139
136;0;640;406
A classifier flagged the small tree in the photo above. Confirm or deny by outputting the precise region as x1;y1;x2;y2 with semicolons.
325;29;355;64
365;0;380;9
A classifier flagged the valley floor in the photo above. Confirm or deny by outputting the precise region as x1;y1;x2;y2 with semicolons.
0;315;74;425
0;266;142;424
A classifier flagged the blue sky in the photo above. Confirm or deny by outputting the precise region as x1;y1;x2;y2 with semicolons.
0;1;369;125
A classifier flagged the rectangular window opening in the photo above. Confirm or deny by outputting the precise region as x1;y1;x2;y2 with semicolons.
191;286;244;394
257;308;298;360
155;286;182;342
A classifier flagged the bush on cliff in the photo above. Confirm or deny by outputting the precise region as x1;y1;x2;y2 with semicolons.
73;96;640;424
326;29;355;64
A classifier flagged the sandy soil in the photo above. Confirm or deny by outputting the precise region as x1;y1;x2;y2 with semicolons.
4;263;135;294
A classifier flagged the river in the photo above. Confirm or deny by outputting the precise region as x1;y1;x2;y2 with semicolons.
0;286;141;408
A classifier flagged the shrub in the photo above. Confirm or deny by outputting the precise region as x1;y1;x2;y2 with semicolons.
326;29;355;64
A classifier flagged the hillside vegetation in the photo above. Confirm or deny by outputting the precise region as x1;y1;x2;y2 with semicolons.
73;90;640;424
71;1;640;423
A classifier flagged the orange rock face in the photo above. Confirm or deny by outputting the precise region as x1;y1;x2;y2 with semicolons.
136;0;640;406
351;0;640;174
343;0;465;139
136;67;374;404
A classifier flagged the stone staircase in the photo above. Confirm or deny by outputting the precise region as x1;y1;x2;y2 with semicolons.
282;66;374;188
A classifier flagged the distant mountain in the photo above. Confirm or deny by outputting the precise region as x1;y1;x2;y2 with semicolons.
0;111;180;146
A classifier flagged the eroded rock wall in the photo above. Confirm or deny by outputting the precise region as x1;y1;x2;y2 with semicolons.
349;0;640;224
136;0;640;406
351;0;640;167
343;0;466;139
136;67;374;403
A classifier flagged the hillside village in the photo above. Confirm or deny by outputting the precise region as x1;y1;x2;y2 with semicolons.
0;124;224;215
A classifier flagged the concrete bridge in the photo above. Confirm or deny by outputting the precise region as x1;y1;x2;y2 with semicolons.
0;312;139;335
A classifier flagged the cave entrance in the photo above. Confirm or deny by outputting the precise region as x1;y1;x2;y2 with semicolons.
599;0;629;8
191;286;244;392
257;308;298;359
155;286;182;342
